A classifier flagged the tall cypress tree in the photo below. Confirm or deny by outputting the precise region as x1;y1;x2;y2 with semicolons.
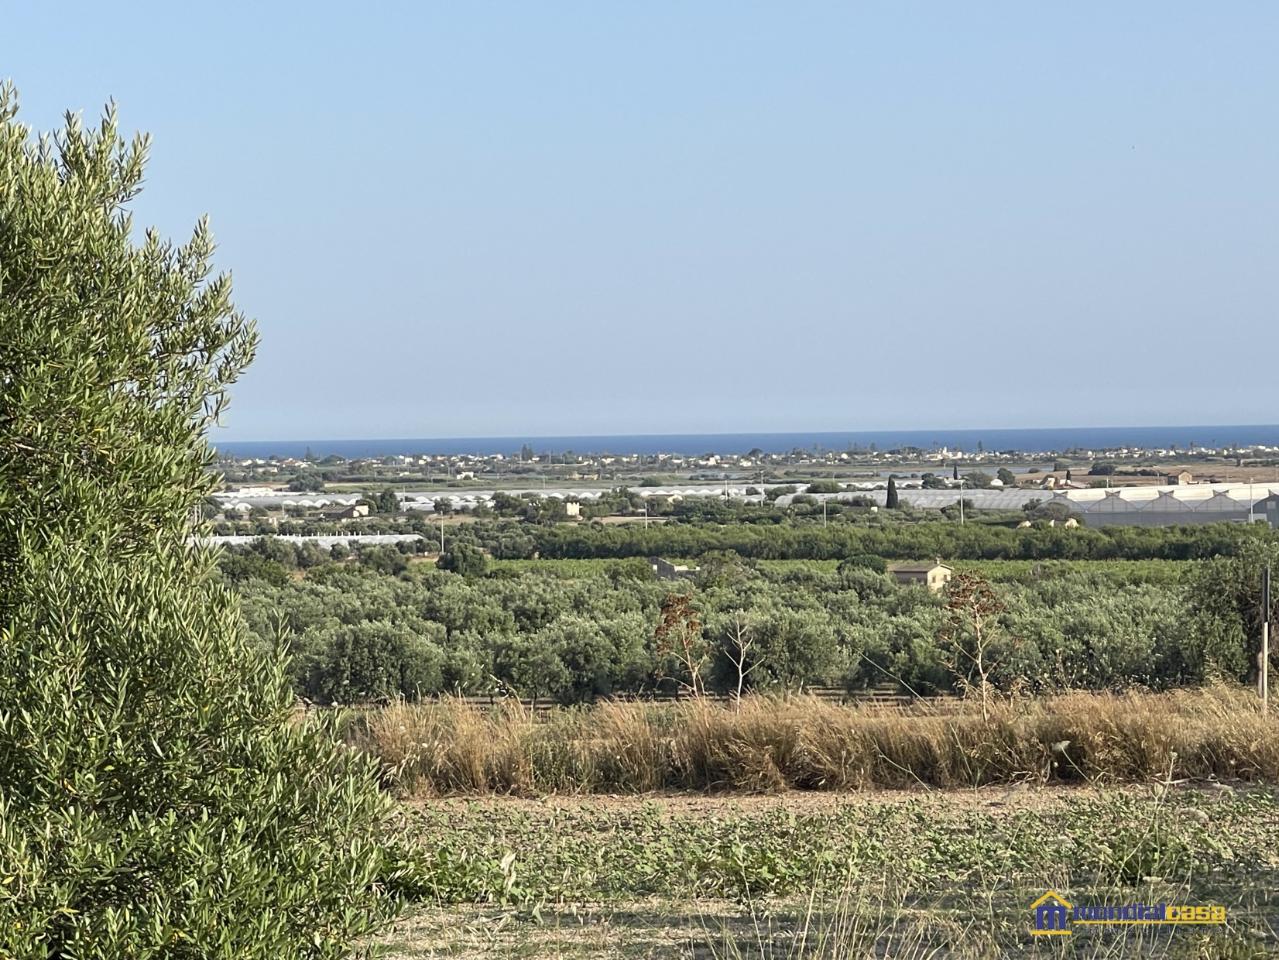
886;476;900;509
0;88;393;958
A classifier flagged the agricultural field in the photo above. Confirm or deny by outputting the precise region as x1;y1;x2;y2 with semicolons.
491;557;1190;586
228;529;1273;707
221;523;1279;956
354;691;1279;956
372;785;1279;958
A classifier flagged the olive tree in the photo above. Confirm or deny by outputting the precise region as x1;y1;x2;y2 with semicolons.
0;89;395;958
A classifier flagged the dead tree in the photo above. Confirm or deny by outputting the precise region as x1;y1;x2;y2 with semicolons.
938;572;1015;722
654;592;707;698
723;609;761;703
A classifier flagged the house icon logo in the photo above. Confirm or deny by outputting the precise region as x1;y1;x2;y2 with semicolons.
1030;891;1073;936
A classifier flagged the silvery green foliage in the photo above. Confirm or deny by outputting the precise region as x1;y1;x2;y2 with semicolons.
0;85;395;958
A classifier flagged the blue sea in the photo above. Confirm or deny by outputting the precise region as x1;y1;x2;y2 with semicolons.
214;425;1279;459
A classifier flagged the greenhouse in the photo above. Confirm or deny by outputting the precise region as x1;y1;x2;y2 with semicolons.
1052;482;1279;527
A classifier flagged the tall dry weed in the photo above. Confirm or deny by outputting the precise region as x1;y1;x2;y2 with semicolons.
352;685;1279;796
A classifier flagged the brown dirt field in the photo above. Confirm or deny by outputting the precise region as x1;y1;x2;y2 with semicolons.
1028;463;1279;489
405;781;1232;820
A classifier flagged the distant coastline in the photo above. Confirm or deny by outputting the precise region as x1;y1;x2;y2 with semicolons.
214;425;1279;459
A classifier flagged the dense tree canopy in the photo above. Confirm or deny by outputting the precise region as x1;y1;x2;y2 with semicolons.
0;90;392;958
227;540;1265;705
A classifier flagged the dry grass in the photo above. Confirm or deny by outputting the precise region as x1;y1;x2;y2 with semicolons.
348;686;1279;796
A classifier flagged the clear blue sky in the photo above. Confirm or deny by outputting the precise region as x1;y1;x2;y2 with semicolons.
6;3;1277;440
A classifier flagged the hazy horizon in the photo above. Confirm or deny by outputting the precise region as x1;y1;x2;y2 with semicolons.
216;421;1279;444
212;423;1279;460
213;421;1279;448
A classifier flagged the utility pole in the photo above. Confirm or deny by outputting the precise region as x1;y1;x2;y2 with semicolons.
823;499;828;528
1262;564;1271;716
439;516;445;556
958;477;966;526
